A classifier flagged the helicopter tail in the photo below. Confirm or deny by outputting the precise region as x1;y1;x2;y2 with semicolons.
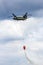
23;12;27;18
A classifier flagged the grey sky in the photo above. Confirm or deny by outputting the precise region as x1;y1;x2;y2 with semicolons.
0;0;43;19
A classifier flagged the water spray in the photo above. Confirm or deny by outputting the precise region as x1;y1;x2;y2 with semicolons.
23;45;37;65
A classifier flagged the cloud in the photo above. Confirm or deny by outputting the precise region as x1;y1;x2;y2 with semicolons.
0;41;43;65
0;19;30;42
0;17;43;43
26;18;43;41
0;17;43;65
0;20;26;43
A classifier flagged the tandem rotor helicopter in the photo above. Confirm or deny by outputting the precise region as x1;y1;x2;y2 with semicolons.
11;12;32;20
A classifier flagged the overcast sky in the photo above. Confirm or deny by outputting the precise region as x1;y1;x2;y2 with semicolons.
0;0;43;19
0;0;43;65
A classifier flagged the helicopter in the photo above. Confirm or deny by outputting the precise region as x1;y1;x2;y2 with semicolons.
11;12;31;20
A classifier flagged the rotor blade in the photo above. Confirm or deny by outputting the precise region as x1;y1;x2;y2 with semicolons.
28;14;32;16
8;16;13;18
12;13;16;17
